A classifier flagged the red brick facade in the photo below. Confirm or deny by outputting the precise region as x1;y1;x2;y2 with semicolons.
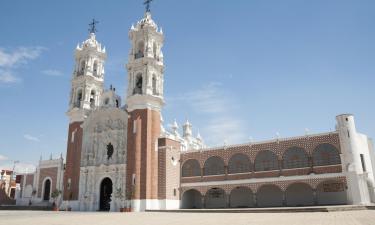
37;167;58;198
126;109;161;200
63;121;83;200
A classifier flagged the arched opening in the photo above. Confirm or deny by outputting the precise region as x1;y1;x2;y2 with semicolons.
229;187;254;208
134;74;143;95
43;179;51;201
313;144;341;166
254;150;278;171
99;177;113;211
257;185;283;207
76;89;83;108
204;156;225;176
152;75;157;95
90;90;96;108
79;60;85;75
205;188;226;209
316;180;347;205
153;42;157;59
283;147;309;169
135;41;145;59
115;99;119;108
182;159;201;177
93;61;98;76
285;183;314;206
181;189;202;209
228;153;251;174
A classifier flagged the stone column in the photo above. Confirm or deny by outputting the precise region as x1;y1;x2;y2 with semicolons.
282;191;287;206
226;193;230;208
313;189;318;205
253;193;257;207
201;195;205;209
278;159;283;176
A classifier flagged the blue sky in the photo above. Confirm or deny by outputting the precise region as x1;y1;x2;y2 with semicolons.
0;0;375;172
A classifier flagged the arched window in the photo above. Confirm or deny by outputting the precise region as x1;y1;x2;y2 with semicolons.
79;60;85;75
313;144;341;166
152;75;157;95
283;147;309;169
254;150;278;171
228;153;251;174
76;89;83;108
90;90;96;108
93;61;98;76
204;156;225;176
116;99;119;108
135;41;145;59
134;74;143;94
182;159;201;177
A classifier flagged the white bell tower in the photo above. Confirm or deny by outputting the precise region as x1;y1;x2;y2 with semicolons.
67;21;107;122
126;11;164;111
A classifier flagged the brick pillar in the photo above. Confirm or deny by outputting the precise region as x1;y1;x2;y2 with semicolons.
282;191;286;206
278;159;283;176
224;166;228;180
253;192;257;207
226;192;230;208
308;156;314;174
201;195;205;209
313;189;318;205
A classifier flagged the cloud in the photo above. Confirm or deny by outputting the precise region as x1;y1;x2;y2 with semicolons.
0;162;36;173
0;155;8;161
41;69;64;76
0;46;46;84
24;134;40;142
168;82;248;146
0;69;21;83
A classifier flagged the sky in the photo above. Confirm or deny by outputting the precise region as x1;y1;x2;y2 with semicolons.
0;0;375;172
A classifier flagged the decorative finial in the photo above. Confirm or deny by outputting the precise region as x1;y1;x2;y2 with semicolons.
88;19;99;34
144;0;153;12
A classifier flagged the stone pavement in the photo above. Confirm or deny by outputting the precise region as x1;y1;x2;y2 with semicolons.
0;210;375;225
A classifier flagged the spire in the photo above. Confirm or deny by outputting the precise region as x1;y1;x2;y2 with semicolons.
171;119;179;136
88;19;99;34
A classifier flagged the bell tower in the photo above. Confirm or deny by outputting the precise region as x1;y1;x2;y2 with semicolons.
125;8;165;211
63;21;107;204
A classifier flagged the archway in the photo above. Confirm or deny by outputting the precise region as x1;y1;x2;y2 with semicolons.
285;183;314;206
205;188;226;208
43;179;51;201
204;156;225;176
99;178;113;211
283;147;309;169
228;154;251;174
257;185;283;207
182;159;201;177
313;144;341;166
254;150;279;171
316;180;347;205
229;187;254;208
181;189;202;209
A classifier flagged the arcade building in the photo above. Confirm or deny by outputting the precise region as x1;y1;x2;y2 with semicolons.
15;7;375;212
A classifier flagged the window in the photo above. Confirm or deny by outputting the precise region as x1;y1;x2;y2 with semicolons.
93;61;98;76
134;74;143;94
360;154;366;172
152;76;157;95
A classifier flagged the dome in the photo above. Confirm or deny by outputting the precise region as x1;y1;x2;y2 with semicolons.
136;12;158;30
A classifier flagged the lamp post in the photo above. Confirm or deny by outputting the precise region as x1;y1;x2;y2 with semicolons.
8;160;19;198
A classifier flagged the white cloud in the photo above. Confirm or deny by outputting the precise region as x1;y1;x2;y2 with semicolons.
0;162;36;173
168;82;248;146
0;47;45;68
0;155;8;161
0;46;46;84
0;69;21;83
24;134;40;142
41;69;64;76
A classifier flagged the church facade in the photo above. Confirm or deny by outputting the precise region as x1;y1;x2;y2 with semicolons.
15;10;375;212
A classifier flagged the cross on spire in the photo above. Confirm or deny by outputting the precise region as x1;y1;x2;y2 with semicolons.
88;19;99;34
144;0;153;12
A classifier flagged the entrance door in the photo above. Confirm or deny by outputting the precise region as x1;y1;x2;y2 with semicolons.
43;179;51;201
99;178;113;211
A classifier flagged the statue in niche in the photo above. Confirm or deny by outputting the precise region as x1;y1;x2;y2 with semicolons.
107;142;114;160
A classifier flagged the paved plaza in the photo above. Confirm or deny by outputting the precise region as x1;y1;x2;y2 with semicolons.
0;210;375;225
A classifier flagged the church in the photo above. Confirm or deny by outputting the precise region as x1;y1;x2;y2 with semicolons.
15;5;375;212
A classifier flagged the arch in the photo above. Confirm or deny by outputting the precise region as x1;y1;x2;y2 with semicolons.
93;61;98;76
229;187;254;208
134;74;143;94
254;150;278;171
42;178;51;201
316;180;347;205
152;75;157;95
79;60;85;74
257;184;283;207
90;90;96;108
205;188;226;209
135;41;145;59
283;147;309;169
204;156;225;176
99;177;113;211
76;89;83;108
228;153;251;174
313;144;341;166
181;189;202;209
182;159;201;177
285;183;314;206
